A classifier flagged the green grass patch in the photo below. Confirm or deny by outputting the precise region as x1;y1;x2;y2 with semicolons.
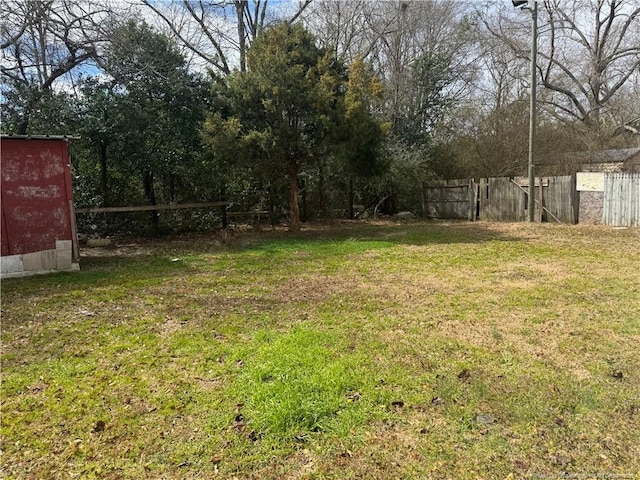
231;327;376;440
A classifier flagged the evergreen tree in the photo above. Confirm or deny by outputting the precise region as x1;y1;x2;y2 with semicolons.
203;23;353;231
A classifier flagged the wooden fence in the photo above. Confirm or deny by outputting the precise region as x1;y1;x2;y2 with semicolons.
423;175;578;224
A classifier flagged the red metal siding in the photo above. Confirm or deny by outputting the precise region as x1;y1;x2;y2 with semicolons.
1;138;74;256
1;203;9;256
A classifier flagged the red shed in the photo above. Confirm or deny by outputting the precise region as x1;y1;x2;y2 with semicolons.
1;135;80;278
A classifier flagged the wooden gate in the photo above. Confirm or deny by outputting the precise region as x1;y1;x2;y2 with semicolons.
422;179;477;220
478;177;528;222
603;173;640;227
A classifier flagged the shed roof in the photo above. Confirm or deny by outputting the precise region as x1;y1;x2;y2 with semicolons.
0;134;79;140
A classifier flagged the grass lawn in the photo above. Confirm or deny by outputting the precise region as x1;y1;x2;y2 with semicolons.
1;220;639;479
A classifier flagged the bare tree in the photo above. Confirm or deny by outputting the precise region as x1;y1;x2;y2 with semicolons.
382;1;479;146
307;1;477;141
484;0;640;146
303;1;398;64
1;0;123;133
141;0;312;74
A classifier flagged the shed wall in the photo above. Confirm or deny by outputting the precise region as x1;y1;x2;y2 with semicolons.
1;138;79;277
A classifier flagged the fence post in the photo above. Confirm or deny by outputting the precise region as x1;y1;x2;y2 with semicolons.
468;179;476;221
537;177;544;222
570;173;578;224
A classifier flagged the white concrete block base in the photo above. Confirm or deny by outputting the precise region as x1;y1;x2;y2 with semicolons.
1;240;80;279
1;255;24;274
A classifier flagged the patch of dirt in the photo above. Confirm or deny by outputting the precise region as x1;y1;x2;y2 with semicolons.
272;273;364;304
79;227;255;258
154;318;187;337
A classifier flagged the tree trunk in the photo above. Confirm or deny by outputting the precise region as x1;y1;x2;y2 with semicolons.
16;118;29;136
220;184;228;229
16;93;39;135
268;185;276;227
300;177;308;223
16;101;32;135
235;1;247;73
348;177;354;219
169;173;176;202
288;159;300;232
99;142;109;206
143;170;159;232
318;162;326;218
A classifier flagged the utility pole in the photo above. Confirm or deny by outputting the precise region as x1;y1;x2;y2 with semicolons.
527;0;537;222
513;0;537;222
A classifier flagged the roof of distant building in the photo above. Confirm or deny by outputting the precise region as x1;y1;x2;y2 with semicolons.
586;148;640;163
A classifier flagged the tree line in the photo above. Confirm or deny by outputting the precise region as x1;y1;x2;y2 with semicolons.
2;0;639;233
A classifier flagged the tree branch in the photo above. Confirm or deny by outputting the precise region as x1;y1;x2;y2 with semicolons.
288;0;313;25
141;0;230;74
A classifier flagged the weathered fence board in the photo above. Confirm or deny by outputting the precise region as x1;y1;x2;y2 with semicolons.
603;173;640;227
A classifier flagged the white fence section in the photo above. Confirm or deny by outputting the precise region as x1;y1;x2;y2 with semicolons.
603;173;640;227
